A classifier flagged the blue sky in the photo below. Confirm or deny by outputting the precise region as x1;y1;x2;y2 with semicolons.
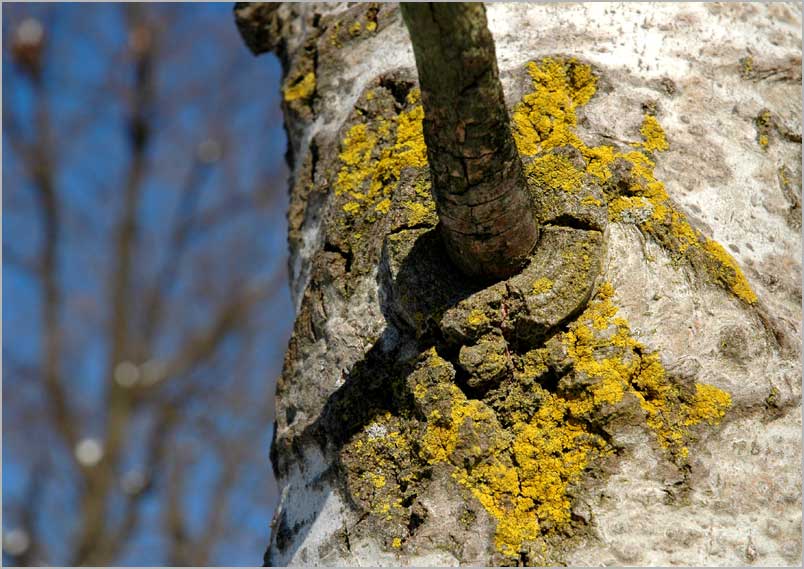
3;3;294;565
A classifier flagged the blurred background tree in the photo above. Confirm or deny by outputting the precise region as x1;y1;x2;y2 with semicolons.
2;3;293;565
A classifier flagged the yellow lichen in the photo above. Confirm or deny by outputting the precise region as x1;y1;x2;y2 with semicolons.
282;72;316;102
466;309;489;327
512;58;595;157
513;57;757;305
668;211;699;253
420;385;481;464
413;382;428;401
373;501;391;515
525;153;585;192
370;473;387;489
329;22;342;48
361;283;731;560
531;277;554;295
425;346;446;368
779;167;791;189
564;283;732;460
420;379;602;557
336;123;377;199
402;200;434;225
349;21;362;37
344;411;416;520
703;240;758;304
366;20;378;32
375;197;392;215
343;201;361;215
334;89;427;219
391;537;402;549
520;349;549;379
756;110;772;150
685;383;732;426
740;56;754;79
638;114;670;152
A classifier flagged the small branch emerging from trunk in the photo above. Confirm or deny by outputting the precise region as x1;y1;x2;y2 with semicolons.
401;2;539;280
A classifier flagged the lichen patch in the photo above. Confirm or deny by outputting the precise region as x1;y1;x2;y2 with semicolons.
513;57;757;305
331;57;740;564
333;88;428;221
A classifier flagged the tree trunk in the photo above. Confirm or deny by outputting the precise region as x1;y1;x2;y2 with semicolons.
236;3;802;566
400;3;538;279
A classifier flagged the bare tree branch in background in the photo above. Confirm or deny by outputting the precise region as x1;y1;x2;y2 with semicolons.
72;8;157;563
11;11;82;462
3;4;290;566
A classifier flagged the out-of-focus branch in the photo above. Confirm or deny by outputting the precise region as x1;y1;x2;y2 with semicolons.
139;136;283;355
9;16;82;460
140;158;211;346
6;460;50;566
6;5;288;566
169;400;265;565
140;274;284;393
72;7;157;565
3;247;42;279
194;183;283;232
164;452;193;566
192;330;261;564
101;398;182;562
199;415;278;564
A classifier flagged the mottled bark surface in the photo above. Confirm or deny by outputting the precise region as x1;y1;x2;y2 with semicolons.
237;3;801;566
400;3;538;279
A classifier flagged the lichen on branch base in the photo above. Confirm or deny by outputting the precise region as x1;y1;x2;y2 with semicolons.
324;57;740;563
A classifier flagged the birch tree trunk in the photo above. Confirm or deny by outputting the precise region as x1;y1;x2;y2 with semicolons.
236;3;802;566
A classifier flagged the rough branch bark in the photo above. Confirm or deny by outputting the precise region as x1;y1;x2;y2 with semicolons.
400;2;538;279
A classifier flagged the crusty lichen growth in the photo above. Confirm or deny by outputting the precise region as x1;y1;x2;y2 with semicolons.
338;285;731;560
513;57;757;304
397;178;438;227
282;71;316;102
563;283;732;461
756;109;772;151
405;282;731;557
531;277;554;295
342;410;418;544
526;153;585;192
638;114;670;152
466;308;490;327
333;57;738;564
512;58;597;157
412;353;607;558
739;55;754;79
334;89;429;220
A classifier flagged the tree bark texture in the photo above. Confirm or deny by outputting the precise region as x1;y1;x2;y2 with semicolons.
236;3;801;566
400;3;538;279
